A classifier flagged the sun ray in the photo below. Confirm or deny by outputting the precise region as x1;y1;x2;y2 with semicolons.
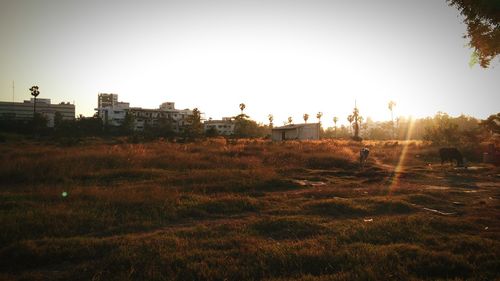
387;117;416;194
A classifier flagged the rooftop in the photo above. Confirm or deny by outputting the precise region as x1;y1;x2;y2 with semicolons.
272;123;319;130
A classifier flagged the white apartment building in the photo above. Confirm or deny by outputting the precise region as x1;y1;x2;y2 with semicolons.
128;106;194;132
204;117;235;135
95;93;195;132
95;93;130;126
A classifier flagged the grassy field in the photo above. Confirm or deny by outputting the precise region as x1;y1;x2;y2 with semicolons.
0;138;498;281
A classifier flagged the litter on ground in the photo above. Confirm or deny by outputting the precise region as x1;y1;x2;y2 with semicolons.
294;180;327;187
422;207;455;216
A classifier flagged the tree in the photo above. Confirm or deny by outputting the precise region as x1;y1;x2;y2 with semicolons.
32;113;48;133
316;112;323;123
303;113;309;123
358;116;365;136
388;100;396;138
30;85;40;117
423;112;460;145
54;111;64;130
480;113;500;134
347;115;354;134
233;114;267;138
160;115;175;137
447;0;500;67
235;103;250;120
333;116;338;137
75;115;103;136
29;85;41;133
239;103;246;114
120;111;135;135
184;108;203;139
268;114;274;128
288;116;293;125
205;126;218;137
351;105;363;141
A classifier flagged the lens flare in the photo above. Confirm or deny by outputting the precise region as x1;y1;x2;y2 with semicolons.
387;118;416;194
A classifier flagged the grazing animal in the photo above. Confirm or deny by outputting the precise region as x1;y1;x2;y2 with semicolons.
360;147;370;166
439;147;463;166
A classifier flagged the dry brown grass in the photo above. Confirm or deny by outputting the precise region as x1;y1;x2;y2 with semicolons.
0;138;498;280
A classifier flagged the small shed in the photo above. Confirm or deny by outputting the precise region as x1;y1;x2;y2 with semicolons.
271;123;320;141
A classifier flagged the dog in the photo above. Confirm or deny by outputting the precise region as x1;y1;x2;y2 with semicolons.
360;147;370;166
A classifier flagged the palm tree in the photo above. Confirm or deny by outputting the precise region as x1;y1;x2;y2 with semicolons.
239;103;246;114
303;113;309;123
388;100;396;139
316;112;323;123
268;114;274;128
395;117;400;139
347;115;354;134
333;116;338;138
30;85;40;116
351;105;362;139
288;116;293;125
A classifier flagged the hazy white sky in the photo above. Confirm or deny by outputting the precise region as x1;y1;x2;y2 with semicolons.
0;0;498;126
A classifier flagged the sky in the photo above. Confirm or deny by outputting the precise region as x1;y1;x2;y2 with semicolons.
0;0;498;127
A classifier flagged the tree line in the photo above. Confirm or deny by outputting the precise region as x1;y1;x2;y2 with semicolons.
1;102;498;146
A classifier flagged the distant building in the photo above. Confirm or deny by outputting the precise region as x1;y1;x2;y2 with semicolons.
204;117;235;135
128;105;194;132
0;98;75;127
271;123;320;141
98;93;118;108
95;94;196;132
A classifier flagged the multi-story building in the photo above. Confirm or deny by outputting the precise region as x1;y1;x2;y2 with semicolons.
0;98;75;127
95;93;130;127
98;93;118;108
95;94;195;132
204;117;235;135
128;103;194;132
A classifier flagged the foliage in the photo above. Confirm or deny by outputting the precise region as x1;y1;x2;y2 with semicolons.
447;0;500;67
183;108;204;139
480;112;500;134
233;114;268;138
268;114;274;128
423;112;460;145
205;126;219;137
350;106;363;141
321;125;351;139
316;112;323;122
119;112;135;135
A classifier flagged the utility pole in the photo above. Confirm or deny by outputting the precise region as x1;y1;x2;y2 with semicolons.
12;81;15;103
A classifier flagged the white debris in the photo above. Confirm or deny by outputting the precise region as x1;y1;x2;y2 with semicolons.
294;180;326;187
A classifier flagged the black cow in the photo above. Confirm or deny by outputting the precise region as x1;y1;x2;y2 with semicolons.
360;147;370;166
439;147;463;166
